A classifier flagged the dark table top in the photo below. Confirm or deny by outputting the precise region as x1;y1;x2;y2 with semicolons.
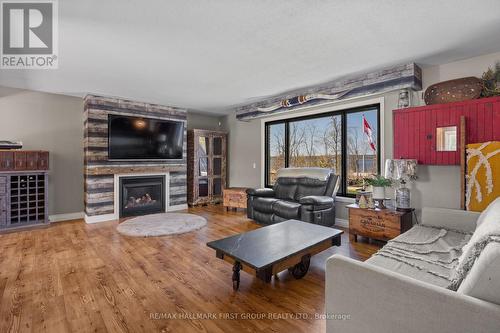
207;220;343;270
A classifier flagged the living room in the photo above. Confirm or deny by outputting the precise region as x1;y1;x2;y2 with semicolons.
1;1;500;332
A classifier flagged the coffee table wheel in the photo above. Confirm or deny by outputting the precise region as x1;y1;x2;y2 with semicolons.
232;279;240;291
232;261;241;291
288;256;310;279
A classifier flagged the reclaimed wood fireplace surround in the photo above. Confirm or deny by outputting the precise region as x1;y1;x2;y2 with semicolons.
83;95;187;223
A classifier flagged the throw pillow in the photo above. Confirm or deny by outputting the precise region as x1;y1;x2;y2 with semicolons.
449;197;500;290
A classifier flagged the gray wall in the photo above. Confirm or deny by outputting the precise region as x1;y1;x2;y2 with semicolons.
223;51;500;220
187;111;225;131
0;88;225;217
0;86;84;216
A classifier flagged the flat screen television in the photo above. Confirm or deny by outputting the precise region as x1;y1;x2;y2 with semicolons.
108;115;184;160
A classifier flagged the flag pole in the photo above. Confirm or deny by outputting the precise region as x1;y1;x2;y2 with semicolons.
362;114;365;175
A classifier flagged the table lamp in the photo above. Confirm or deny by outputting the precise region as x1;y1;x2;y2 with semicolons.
384;159;417;211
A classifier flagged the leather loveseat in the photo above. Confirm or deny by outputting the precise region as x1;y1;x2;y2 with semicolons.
246;168;339;226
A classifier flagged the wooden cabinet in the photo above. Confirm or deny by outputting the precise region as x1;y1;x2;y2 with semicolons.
187;129;227;206
14;151;26;170
0;151;50;231
0;151;49;171
347;204;413;242
0;152;14;171
37;151;49;170
393;96;500;165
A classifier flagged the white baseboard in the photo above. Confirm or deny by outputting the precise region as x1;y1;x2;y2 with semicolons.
49;212;84;223
335;218;349;228
84;213;117;224
168;204;188;211
83;204;188;224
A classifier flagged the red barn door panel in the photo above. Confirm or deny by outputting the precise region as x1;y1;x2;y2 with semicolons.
393;96;500;165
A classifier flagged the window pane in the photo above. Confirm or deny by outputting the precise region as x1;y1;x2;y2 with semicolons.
346;109;378;195
267;123;285;185
288;116;342;177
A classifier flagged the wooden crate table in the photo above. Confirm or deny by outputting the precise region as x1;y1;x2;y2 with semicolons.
223;187;248;211
347;204;413;242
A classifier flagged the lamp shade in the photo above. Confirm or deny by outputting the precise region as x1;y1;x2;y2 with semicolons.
385;159;418;180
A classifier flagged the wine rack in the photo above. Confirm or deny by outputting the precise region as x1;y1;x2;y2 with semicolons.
0;172;49;230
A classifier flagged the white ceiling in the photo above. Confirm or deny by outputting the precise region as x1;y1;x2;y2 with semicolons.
1;0;500;114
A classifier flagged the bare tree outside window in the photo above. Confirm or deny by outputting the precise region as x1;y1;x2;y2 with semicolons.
268;123;285;184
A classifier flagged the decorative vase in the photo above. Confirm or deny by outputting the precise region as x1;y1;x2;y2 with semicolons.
372;186;385;200
396;182;411;211
355;190;370;204
358;195;368;209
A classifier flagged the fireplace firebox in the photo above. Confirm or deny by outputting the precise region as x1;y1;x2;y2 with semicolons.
119;176;165;218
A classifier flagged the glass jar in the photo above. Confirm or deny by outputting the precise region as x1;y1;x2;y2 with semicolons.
396;184;411;210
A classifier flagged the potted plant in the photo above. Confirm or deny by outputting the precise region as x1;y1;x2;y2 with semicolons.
364;175;392;200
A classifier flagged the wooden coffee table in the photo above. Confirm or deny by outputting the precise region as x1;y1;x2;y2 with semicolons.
207;220;343;290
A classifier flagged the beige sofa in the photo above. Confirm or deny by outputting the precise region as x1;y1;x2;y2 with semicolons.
326;204;500;333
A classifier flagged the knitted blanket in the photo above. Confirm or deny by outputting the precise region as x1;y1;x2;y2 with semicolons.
367;225;471;287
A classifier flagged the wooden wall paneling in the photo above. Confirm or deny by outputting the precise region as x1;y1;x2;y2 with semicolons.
492;100;499;140
484;101;494;142
393;96;500;165
460;116;467;210
495;100;500;140
419;108;426;164
424;107;432;164
83;95;188;217
236;63;422;120
407;110;415;160
170;171;187;206
477;101;485;144
392;111;402;159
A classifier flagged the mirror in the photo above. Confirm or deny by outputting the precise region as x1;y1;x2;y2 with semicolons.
436;126;457;151
198;137;209;156
199;157;208;176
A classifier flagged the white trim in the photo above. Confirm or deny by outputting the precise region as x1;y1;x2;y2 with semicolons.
49;212;84;223
260;97;386;187
84;213;116;224
335;218;349;228
168;204;188;211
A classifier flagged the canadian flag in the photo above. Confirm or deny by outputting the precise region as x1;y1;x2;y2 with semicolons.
363;115;376;152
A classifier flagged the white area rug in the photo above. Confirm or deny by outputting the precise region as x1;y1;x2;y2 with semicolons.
117;213;207;237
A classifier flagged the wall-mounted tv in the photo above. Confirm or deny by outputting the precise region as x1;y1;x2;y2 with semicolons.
108;114;184;160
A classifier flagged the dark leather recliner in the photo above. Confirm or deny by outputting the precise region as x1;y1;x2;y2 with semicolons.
246;168;340;227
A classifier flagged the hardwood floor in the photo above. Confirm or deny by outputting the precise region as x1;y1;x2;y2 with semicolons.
0;205;382;333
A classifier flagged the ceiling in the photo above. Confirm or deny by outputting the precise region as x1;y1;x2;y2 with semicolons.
1;0;500;114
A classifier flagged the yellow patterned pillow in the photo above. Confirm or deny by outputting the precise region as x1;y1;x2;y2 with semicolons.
466;141;500;212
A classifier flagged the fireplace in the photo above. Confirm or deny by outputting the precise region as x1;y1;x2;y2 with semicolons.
119;176;165;218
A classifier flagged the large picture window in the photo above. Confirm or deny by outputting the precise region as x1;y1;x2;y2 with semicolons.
265;104;380;197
